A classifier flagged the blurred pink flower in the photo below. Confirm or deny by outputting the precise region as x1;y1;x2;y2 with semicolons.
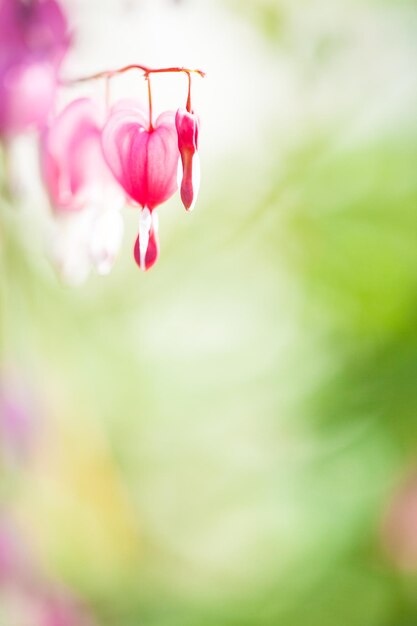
102;101;178;210
175;108;200;212
40;594;96;626
41;98;115;213
381;471;417;571
40;98;125;281
0;371;36;463
0;516;96;625
0;0;70;137
102;100;179;270
0;516;32;583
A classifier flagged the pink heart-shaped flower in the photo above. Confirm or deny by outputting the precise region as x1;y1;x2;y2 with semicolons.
40;97;115;212
102;100;179;210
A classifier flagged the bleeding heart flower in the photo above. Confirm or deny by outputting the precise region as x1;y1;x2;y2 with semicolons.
175;108;200;211
102;99;179;271
40;98;125;281
0;0;70;137
102;100;178;209
41;98;114;212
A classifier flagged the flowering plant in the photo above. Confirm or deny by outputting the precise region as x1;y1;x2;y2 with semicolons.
0;0;205;279
58;63;205;275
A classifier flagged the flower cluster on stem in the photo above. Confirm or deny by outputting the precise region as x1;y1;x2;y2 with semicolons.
0;0;205;280
46;63;205;276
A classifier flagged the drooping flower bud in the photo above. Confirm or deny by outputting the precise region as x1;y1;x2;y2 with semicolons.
175;108;200;211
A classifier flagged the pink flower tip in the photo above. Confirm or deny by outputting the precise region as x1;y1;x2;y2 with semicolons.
133;208;159;271
175;108;200;212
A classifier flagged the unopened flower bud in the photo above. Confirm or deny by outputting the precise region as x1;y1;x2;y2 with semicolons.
175;108;200;211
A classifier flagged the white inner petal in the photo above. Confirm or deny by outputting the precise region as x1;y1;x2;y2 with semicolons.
139;207;152;271
189;152;201;212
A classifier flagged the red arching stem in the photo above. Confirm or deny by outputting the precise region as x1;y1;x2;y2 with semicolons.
147;75;153;131
186;71;192;112
60;64;206;86
104;76;111;110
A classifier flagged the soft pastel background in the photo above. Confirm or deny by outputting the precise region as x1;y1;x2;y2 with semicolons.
1;0;417;624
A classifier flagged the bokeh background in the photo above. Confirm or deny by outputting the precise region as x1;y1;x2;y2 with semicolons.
1;0;417;624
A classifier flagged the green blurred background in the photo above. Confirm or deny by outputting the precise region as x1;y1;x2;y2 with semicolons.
1;0;417;624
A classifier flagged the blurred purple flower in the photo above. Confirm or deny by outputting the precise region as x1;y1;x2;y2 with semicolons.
0;371;36;462
0;515;97;625
175;107;200;212
381;471;417;571
0;0;70;137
